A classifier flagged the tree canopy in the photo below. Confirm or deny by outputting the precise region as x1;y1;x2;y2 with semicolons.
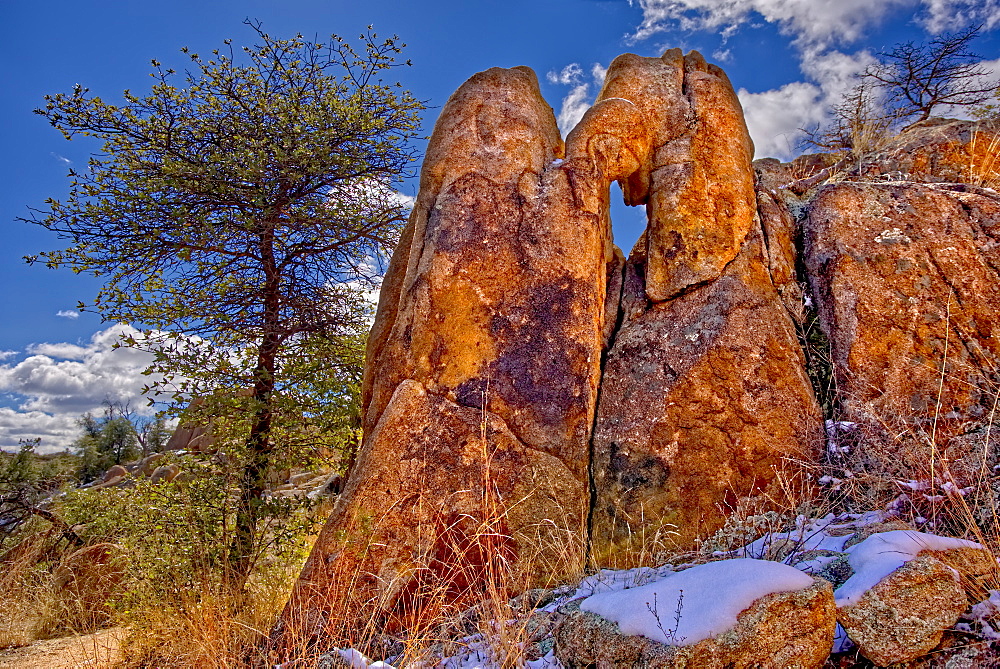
866;24;996;125
23;20;423;577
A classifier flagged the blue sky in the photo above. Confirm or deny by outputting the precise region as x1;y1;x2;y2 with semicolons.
2;0;999;451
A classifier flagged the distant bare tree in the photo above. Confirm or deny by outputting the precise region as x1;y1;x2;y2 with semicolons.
865;24;997;125
802;78;896;154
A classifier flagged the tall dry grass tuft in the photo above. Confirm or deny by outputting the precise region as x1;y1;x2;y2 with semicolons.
272;393;592;667
0;529;58;648
118;574;298;668
0;527;121;648
964;128;1000;189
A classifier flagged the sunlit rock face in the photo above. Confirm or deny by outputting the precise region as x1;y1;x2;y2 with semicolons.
588;51;822;563
279;65;610;645
804;181;1000;481
276;50;825;645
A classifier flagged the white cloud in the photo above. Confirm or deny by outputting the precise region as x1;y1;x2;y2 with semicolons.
919;0;1000;33
50;152;72;166
27;342;90;360
712;47;732;62
547;62;610;136
557;83;594;135
741;48;877;159
547;63;584;85
0;408;79;453
739;82;826;159
0;351;16;361
56;309;80;319
629;0;917;49
0;325;161;453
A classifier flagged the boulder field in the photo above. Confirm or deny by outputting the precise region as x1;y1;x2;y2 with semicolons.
273;48;1000;657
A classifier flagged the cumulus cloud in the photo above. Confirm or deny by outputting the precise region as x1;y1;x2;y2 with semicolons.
56;309;80;319
629;0;914;48
0;325;160;453
739;82;826;159
920;0;1000;33
0;408;79;453
741;48;878;159
547;62;610;135
547;63;585;85
626;0;1000;158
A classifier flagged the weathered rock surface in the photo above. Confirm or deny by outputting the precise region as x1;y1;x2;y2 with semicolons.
592;222;822;560
149;464;179;483
858;118;1000;185
279;44;1000;658
280;380;586;641
281;64;616;644
838;555;967;666
804;182;1000;476
362;65;610;467
589;52;821;559
554;578;835;668
134;453;164;476
101;465;128;483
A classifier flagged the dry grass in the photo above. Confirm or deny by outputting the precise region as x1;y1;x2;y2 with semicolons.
118;583;294;668
271;483;589;667
0;529;120;649
0;531;56;649
964;128;1000;189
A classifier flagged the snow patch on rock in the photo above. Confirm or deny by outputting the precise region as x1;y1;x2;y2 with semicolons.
580;558;814;645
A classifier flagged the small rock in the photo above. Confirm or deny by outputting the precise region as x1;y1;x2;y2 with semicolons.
149;464;180;483
136;452;165;476
555;578;835;668
843;520;914;548
838;555;967;666
101;465;128;483
90;474;125;490
287;472;314;486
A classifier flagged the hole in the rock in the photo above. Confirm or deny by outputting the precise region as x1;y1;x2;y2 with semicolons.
609;180;647;254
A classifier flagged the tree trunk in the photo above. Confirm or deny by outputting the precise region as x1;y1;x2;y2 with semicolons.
229;223;282;587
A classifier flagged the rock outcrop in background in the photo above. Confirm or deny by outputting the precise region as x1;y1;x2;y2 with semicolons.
276;50;1000;651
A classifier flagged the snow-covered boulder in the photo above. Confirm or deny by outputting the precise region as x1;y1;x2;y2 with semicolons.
836;531;990;666
554;559;835;668
838;554;965;666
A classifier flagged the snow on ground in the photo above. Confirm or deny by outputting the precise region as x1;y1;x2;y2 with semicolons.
318;510;991;669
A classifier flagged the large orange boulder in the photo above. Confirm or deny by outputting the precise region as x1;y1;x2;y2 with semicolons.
591;223;822;562
279;65;617;647
804;182;1000;477
589;52;821;563
278;49;826;647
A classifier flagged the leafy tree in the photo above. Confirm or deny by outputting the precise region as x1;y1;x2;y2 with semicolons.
23;20;422;580
74;402;144;482
1;439;39;491
865;24;997;125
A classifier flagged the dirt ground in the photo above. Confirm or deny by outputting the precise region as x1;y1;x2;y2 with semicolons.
0;627;125;668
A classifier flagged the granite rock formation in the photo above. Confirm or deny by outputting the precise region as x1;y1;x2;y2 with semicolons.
280;65;612;644
276;49;1000;651
589;50;821;562
554;577;836;668
804;181;1000;479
